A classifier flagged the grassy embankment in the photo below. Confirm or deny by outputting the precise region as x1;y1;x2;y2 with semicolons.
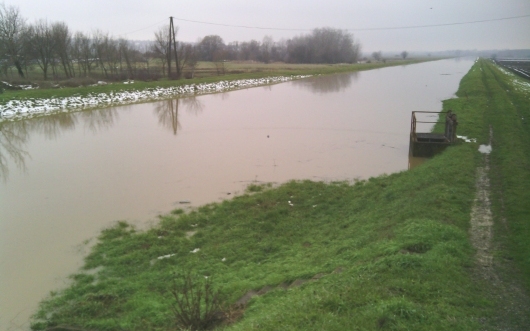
1;59;429;106
31;59;530;330
477;62;530;286
444;59;530;288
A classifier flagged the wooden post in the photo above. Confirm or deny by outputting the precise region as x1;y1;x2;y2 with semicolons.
444;111;458;143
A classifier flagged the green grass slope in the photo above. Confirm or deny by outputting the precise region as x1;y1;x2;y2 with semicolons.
31;59;530;331
477;61;530;287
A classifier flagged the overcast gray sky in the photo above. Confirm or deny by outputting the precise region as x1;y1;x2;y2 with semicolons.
8;0;530;52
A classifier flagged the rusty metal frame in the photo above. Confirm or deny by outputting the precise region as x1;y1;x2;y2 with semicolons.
410;111;449;139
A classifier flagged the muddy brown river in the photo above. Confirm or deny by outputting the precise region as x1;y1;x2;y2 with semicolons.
0;58;473;330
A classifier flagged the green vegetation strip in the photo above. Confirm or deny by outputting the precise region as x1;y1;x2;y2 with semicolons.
476;61;530;285
31;59;530;330
1;60;429;105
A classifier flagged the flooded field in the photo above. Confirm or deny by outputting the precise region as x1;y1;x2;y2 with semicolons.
0;58;473;330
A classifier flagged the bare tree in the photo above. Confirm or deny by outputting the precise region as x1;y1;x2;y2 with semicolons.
401;51;408;59
260;36;273;63
105;38;120;78
92;31;108;78
72;31;96;77
52;22;73;78
0;3;26;77
239;40;260;61
118;38;135;79
152;26;170;76
274;38;288;62
197;35;225;61
372;51;382;62
181;43;198;78
223;41;240;61
93;31;120;79
26;20;54;80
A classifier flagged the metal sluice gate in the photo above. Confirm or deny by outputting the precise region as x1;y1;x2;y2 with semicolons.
409;111;458;157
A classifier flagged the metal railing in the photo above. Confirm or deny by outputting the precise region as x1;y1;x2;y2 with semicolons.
410;111;448;140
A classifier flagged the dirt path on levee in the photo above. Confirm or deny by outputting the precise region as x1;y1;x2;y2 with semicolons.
470;126;530;330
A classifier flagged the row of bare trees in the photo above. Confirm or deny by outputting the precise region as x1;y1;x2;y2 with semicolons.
369;50;408;62
195;28;362;64
0;3;202;81
0;3;153;81
1;2;362;82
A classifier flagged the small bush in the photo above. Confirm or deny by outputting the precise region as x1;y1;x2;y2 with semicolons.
171;208;185;215
246;183;264;193
169;273;224;331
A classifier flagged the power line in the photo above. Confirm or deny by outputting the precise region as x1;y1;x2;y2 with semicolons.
112;13;530;38
171;14;530;32
172;17;308;31
352;14;530;31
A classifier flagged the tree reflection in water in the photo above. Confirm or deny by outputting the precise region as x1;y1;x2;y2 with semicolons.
0;108;120;180
154;97;204;135
0;121;30;180
292;71;358;94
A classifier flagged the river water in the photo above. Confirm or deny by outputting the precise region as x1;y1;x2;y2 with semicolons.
0;58;473;330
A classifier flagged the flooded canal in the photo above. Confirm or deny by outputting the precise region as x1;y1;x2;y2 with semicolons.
0;58;474;330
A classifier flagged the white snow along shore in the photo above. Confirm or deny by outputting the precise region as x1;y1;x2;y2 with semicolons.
0;75;311;122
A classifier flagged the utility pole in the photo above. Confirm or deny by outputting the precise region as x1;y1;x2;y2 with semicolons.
168;17;173;78
168;16;180;79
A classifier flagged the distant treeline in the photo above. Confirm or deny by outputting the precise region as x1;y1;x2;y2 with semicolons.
201;28;361;64
0;3;361;82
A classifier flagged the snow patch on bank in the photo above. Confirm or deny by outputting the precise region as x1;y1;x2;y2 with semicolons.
457;135;477;143
0;76;311;122
513;79;530;93
478;144;492;154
